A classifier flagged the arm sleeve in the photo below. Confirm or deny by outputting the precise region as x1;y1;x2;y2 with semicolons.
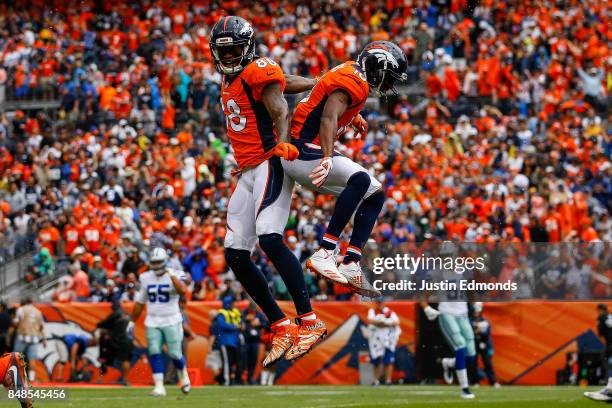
245;60;286;101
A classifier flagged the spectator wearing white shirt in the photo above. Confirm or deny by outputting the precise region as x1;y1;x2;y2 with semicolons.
181;157;197;197
454;115;478;142
367;299;401;386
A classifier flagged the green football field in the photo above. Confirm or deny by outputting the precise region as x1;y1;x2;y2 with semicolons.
0;385;607;407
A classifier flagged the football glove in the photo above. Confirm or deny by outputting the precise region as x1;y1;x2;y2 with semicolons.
273;142;299;161
351;114;368;139
309;156;333;187
423;305;440;321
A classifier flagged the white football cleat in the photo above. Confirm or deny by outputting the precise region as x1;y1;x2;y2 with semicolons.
584;388;612;402
338;262;381;298
460;388;475;399
181;382;191;394
306;248;348;285
150;386;167;397
441;358;455;384
178;367;191;394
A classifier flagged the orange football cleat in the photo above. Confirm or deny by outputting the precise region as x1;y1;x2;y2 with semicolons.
1;352;33;408
285;316;327;361
262;321;298;368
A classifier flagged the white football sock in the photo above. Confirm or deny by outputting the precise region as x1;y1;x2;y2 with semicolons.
176;367;190;385
607;377;612;391
153;373;164;389
443;357;456;369
261;370;269;385
457;369;469;389
267;372;275;386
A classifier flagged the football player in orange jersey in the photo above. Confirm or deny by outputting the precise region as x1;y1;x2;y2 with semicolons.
210;16;326;367
283;41;408;298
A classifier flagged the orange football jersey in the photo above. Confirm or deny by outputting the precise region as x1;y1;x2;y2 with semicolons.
291;61;369;144
221;57;286;168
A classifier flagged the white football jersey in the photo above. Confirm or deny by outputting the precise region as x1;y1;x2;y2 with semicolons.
135;268;186;328
438;301;468;316
428;267;470;316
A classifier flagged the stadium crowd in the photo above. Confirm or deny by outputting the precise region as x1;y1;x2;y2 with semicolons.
0;0;610;303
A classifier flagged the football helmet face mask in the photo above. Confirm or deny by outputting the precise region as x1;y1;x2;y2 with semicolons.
357;41;408;96
210;16;255;75
149;247;168;275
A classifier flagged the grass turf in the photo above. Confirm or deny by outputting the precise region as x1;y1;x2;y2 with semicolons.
0;385;606;407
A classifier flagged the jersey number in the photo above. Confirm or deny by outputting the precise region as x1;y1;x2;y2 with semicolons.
222;98;246;132
256;58;277;67
331;62;367;81
147;284;170;303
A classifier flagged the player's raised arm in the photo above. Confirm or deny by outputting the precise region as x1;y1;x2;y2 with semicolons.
284;75;316;94
262;82;299;160
168;270;187;296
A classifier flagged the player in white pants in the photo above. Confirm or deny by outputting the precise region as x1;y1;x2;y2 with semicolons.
281;41;408;298
225;157;294;252
130;248;190;397
420;256;476;399
422;300;476;399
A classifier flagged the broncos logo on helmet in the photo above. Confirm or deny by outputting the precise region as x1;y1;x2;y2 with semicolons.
357;41;408;96
210;16;256;75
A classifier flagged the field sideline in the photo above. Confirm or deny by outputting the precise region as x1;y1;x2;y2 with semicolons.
0;385;606;407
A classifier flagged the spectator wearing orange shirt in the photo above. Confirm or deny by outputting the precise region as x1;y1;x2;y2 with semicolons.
37;220;60;256
81;216;103;254
40;52;57;98
111;86;132;119
440;55;461;101
62;219;81;256
175;123;193;148
71;263;91;302
161;102;176;133
99;84;117;111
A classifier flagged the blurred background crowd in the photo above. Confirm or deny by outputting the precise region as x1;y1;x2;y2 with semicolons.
0;0;610;303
